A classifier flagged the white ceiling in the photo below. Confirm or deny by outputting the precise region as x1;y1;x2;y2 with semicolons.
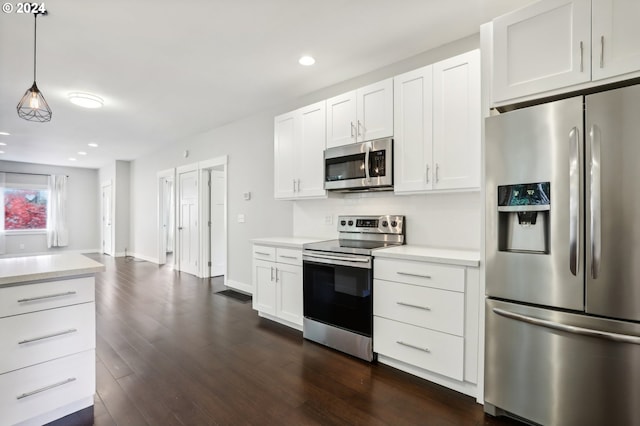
0;0;533;169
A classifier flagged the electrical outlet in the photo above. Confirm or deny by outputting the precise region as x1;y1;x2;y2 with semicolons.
324;215;333;225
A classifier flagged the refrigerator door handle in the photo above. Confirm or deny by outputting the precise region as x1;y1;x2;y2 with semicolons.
589;125;602;279
493;308;640;345
569;127;580;276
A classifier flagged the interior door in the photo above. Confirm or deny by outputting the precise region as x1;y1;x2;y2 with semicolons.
585;84;640;322
210;170;225;277
101;183;113;256
178;170;198;276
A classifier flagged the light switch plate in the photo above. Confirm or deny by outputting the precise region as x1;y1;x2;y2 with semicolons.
237;214;245;223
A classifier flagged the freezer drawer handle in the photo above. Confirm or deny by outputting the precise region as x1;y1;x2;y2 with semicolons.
17;291;77;303
397;340;431;353
18;328;78;345
493;308;640;345
397;301;431;311
17;378;76;400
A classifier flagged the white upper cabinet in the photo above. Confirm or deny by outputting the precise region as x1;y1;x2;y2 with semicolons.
326;79;393;148
394;50;480;194
433;50;481;190
492;0;591;103
274;101;327;200
393;66;434;193
591;0;640;81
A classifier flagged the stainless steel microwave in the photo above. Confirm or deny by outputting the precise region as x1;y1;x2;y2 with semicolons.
324;138;393;192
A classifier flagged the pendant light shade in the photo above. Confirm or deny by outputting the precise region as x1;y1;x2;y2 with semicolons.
17;13;52;122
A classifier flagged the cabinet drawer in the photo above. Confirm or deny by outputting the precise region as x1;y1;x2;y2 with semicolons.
253;245;276;261
276;248;302;266
374;279;464;336
0;277;95;318
0;302;95;374
374;316;463;381
374;258;465;292
0;349;95;426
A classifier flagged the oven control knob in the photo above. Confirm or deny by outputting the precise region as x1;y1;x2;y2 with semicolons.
382;220;388;227
340;220;346;226
390;220;398;227
348;220;354;226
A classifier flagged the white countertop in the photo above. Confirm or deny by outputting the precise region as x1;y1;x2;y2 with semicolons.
374;245;480;267
252;236;326;249
0;254;105;286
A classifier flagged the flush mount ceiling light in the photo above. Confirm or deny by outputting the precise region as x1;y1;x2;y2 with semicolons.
17;12;52;122
0;132;10;136
68;92;104;109
298;55;316;66
88;142;98;148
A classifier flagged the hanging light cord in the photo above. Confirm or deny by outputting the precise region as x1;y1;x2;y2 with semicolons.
33;13;37;82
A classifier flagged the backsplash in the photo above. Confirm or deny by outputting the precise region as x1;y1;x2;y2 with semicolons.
293;191;481;250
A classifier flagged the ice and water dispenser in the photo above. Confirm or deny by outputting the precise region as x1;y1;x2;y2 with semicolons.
497;182;550;254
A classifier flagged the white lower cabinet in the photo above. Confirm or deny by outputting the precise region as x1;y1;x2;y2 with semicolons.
0;276;96;426
252;244;303;330
373;256;480;398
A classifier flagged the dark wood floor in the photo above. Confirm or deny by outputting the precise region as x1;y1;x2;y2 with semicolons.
50;254;523;426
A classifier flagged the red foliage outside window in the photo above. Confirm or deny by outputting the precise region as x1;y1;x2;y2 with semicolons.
4;189;48;230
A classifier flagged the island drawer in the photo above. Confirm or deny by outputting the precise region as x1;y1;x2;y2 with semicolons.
253;245;276;261
374;258;465;292
374;279;464;336
0;349;95;426
0;302;95;374
374;316;464;381
0;276;95;318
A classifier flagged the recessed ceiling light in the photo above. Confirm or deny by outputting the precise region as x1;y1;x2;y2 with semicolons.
0;151;5;154
0;132;10;136
0;142;6;146
78;151;87;155
298;55;316;66
68;92;104;109
88;143;98;148
68;157;77;161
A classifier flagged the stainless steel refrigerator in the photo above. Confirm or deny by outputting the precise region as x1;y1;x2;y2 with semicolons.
485;84;640;426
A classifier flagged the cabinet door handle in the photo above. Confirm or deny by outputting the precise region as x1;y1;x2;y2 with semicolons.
397;301;431;311
350;122;355;138
275;268;279;282
600;35;604;68
397;271;432;280
17;291;77;303
292;179;296;193
435;163;440;183
580;41;584;72
19;328;78;345
17;378;76;400
357;120;363;137
270;266;274;281
425;164;430;184
297;179;301;193
397;341;430;353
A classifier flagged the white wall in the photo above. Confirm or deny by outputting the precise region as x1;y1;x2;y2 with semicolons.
115;160;130;256
128;34;481;288
293;191;480;249
0;160;100;257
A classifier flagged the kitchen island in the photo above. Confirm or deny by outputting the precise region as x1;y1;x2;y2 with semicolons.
0;253;104;426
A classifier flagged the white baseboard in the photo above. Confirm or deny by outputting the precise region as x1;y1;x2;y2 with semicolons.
126;252;159;264
225;279;252;295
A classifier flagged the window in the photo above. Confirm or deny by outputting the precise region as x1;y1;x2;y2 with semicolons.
1;173;49;232
4;188;48;230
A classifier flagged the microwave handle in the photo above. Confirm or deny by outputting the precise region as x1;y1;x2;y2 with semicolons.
364;145;371;183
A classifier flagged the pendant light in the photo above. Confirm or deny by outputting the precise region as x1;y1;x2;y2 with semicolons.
17;12;52;122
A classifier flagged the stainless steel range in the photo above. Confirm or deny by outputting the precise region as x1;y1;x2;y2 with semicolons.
302;215;405;361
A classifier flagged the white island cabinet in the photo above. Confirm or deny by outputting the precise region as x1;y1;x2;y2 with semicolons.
373;246;481;399
251;237;321;330
0;254;104;426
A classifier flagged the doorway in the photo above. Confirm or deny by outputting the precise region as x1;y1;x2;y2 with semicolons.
199;156;228;280
178;165;199;276
101;181;114;256
157;169;175;266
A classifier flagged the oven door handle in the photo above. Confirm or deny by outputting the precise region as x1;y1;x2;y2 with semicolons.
303;252;371;269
